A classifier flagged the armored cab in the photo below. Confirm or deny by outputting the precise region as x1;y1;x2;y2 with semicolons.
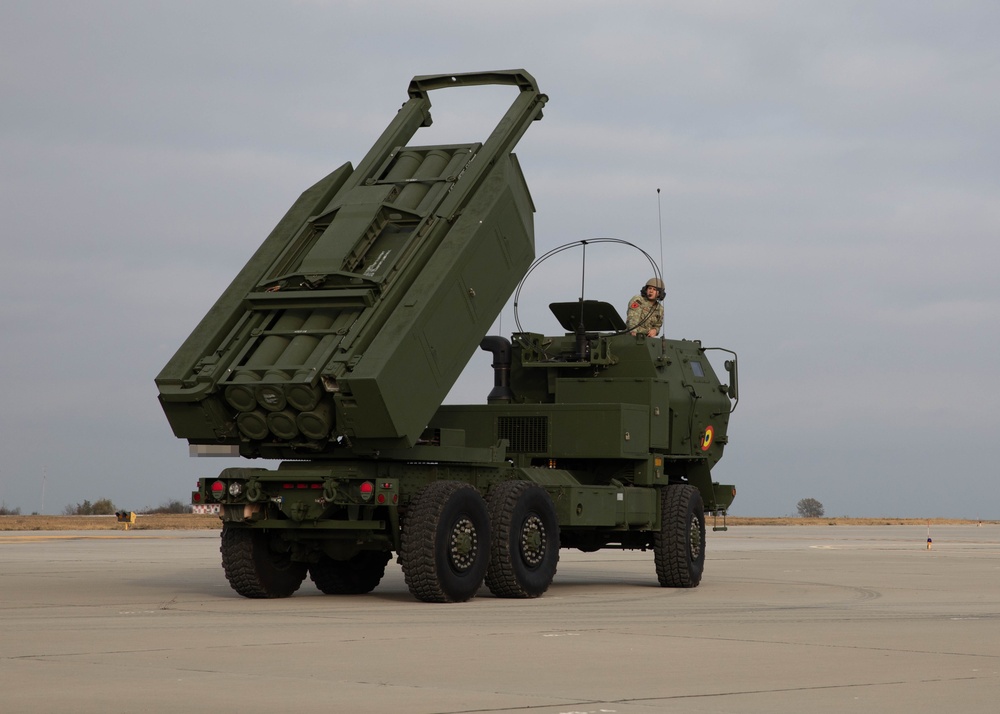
431;299;738;551
159;71;739;604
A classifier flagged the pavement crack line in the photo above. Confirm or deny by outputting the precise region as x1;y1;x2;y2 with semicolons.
631;630;1000;660
417;675;993;713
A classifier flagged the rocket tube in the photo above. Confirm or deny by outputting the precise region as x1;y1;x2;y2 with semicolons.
297;401;334;440
236;410;270;440
395;149;452;210
267;409;300;440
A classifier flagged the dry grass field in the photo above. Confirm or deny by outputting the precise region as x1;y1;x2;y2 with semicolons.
0;514;989;531
0;514;222;531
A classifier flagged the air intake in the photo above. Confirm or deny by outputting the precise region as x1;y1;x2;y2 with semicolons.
497;416;548;453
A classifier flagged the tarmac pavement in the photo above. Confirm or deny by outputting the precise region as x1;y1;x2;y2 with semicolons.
1;525;998;713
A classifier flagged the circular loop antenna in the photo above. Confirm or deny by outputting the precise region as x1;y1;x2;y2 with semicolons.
512;238;662;335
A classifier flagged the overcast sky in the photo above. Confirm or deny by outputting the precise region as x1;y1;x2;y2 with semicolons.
2;1;998;518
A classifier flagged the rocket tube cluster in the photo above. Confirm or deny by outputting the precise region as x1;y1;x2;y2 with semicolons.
225;309;340;442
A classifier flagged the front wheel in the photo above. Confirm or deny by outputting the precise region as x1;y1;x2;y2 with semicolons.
400;481;491;603
654;484;706;587
220;525;307;598
485;481;560;598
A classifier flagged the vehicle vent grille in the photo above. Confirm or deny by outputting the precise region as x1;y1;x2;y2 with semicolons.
497;416;548;453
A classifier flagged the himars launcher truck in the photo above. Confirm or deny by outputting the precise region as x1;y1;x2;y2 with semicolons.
155;70;739;602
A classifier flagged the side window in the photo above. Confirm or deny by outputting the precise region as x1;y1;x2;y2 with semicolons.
689;360;705;378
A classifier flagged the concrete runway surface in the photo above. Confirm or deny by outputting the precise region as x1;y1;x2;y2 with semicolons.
1;525;998;713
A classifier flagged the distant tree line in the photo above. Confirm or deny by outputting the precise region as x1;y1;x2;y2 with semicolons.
63;498;117;515
62;498;192;515
0;503;21;516
142;500;192;514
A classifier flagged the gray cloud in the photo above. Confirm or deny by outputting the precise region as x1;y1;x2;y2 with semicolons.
1;1;997;518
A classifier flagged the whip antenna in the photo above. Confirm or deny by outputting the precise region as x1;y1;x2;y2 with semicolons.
657;188;664;275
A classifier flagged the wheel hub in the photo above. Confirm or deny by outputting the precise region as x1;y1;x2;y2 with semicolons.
689;515;703;559
449;516;479;572
519;514;547;567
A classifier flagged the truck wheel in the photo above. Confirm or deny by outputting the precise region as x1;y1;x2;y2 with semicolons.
220;525;307;598
654;484;705;588
485;481;560;598
309;551;391;594
400;481;490;603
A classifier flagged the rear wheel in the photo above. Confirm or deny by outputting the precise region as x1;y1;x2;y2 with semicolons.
400;481;490;603
220;525;307;598
654;484;706;587
309;551;391;595
485;481;560;598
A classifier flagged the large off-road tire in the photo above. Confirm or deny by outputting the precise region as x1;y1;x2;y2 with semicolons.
400;481;490;603
485;481;560;598
654;484;706;588
220;525;307;598
309;551;391;595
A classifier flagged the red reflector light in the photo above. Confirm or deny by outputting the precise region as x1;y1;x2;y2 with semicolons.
193;493;202;502
360;482;374;495
211;481;224;493
377;494;386;504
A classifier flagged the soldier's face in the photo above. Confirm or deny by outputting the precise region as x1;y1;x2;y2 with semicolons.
644;286;659;300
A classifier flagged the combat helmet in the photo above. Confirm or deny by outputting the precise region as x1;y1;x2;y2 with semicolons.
643;277;664;299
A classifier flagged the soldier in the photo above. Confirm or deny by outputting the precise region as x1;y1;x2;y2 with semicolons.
626;277;664;337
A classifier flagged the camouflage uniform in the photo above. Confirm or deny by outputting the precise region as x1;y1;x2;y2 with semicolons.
626;278;664;335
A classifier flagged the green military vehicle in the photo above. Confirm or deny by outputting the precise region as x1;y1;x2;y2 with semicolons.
156;70;738;602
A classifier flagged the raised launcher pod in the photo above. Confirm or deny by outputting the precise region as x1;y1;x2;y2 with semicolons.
156;71;547;455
